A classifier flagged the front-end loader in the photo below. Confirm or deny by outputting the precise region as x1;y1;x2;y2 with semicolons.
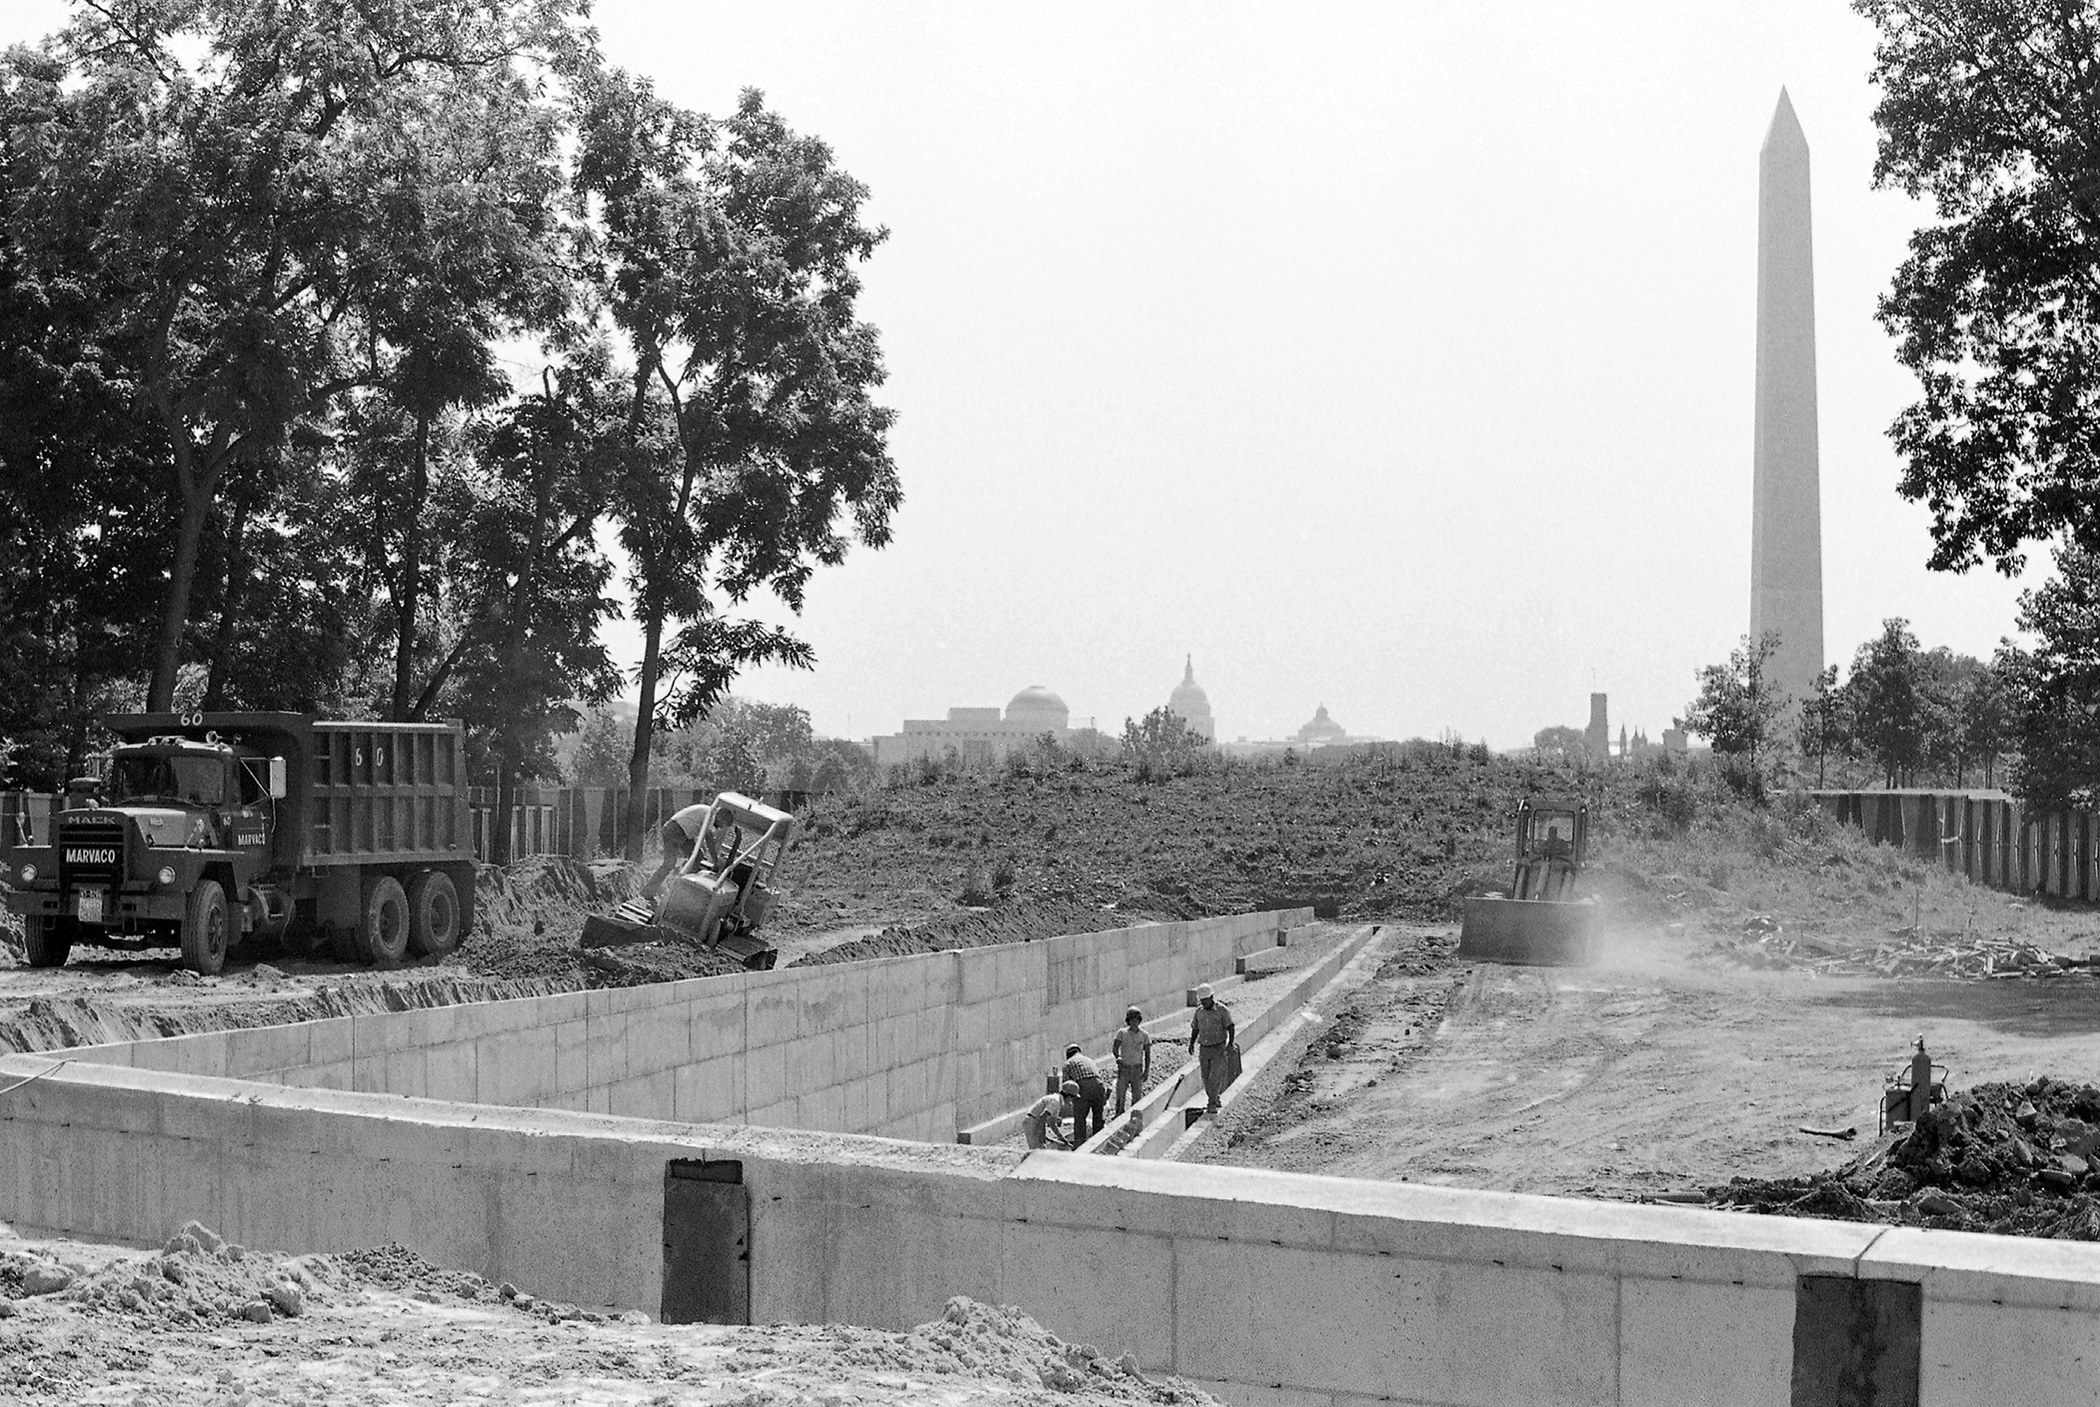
581;792;797;971
1458;797;1599;965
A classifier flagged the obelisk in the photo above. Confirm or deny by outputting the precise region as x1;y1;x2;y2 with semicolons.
1750;88;1823;705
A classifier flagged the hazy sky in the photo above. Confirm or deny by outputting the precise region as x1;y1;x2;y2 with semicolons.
6;2;2038;748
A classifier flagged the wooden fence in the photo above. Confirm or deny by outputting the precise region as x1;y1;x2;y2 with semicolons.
1813;788;2100;902
2;787;772;865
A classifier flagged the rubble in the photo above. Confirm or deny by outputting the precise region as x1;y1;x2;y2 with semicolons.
1699;913;2099;981
1707;1078;2100;1239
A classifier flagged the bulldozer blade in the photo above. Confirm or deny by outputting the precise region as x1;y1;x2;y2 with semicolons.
581;913;681;950
1458;896;1598;966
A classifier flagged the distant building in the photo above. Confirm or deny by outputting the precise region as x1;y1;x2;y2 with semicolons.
1167;656;1215;743
1222;702;1384;757
1585;694;1609;761
869;686;1089;767
1297;704;1348;747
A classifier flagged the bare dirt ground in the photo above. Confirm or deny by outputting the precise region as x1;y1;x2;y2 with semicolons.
1198;920;2100;1209
0;1223;1215;1406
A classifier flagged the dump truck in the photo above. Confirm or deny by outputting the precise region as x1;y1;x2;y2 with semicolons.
1457;796;1599;965
0;711;475;975
580;791;797;971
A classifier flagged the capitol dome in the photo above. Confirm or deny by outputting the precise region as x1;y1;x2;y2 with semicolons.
1005;685;1070;729
1168;655;1215;743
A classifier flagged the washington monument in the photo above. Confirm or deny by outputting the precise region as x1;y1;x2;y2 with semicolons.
1749;88;1824;704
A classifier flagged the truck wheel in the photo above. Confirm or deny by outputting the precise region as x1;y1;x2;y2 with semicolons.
22;915;72;969
181;880;230;976
357;876;410;967
406;871;462;958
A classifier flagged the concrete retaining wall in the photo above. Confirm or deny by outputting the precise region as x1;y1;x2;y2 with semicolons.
60;909;1300;1142
4;1056;2096;1406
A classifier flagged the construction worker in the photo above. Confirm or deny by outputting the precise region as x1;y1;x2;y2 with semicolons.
1023;1082;1080;1149
1187;983;1236;1115
643;805;737;900
1062;1044;1108;1143
1112;1007;1153;1116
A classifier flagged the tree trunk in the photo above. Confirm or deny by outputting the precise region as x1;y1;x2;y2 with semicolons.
390;412;431;720
203;497;252;710
623;605;665;862
149;477;219;712
491;758;513;867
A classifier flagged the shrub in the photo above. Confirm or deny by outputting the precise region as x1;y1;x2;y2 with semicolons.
959;862;994;906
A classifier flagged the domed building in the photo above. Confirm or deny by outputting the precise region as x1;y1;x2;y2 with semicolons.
1004;685;1070;733
869;685;1094;767
1296;704;1349;747
1166;656;1215;743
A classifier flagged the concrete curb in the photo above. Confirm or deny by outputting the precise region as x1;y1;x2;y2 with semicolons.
1119;924;1383;1159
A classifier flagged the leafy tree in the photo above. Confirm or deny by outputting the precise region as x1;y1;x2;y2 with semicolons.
573;73;901;858
0;0;584;710
1962;656;2012;789
2000;548;2100;811
1856;0;2100;573
1121;707;1208;782
1684;632;1787;787
569;709;637;788
655;698;816;791
441;365;624;861
1797;665;1849;788
1843;619;1928;788
1531;726;1586;764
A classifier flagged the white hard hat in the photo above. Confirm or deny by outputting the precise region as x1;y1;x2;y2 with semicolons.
1195;983;1214;1000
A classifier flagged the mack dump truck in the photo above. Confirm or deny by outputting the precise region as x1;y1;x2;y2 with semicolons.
0;712;476;975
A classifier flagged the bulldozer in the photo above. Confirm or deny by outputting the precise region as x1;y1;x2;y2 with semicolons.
1457;796;1599;965
581;792;799;971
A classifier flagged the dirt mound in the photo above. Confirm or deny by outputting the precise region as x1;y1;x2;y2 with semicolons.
767;1295;1213;1400
789;898;1149;967
0;969;574;1055
0;1220;332;1329
1707;1078;2100;1239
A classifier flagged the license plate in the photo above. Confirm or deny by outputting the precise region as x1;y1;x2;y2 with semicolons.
76;890;104;925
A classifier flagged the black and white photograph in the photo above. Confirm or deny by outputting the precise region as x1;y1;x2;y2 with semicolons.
1;2;2097;1403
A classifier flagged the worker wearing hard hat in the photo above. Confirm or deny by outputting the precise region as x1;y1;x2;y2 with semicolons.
1023;1082;1080;1149
1187;984;1237;1115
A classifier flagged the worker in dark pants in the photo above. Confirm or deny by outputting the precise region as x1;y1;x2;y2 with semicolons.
1187;983;1236;1115
1061;1044;1109;1144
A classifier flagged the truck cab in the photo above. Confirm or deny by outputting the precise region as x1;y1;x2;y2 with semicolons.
3;730;290;973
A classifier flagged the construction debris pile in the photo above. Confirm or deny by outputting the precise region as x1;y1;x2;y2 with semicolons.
1700;913;2099;981
2;1221;326;1327
1707;1079;2100;1239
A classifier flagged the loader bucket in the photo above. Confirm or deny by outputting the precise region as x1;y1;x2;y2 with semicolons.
1458;896;1599;966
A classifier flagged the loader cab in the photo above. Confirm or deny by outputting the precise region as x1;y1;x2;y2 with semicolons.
1511;798;1587;902
1519;800;1587;864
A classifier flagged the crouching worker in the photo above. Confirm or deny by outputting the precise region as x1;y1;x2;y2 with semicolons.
1023;1082;1081;1150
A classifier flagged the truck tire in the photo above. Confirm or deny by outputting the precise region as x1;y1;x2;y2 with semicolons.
22;915;71;968
406;870;463;958
181;880;230;976
356;876;411;967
